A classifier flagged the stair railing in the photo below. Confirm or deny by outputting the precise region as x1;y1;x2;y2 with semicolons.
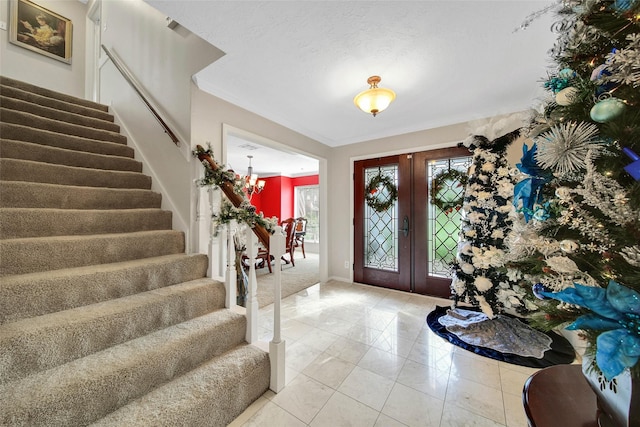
197;147;285;392
101;45;180;146
195;146;271;249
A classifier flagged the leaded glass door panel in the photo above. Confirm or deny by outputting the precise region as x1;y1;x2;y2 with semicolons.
413;147;471;297
354;155;411;292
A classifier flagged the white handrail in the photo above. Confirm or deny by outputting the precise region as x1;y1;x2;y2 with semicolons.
269;226;286;392
207;199;285;391
245;228;259;343
224;221;237;308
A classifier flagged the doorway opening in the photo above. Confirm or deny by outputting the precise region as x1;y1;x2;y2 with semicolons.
222;125;326;284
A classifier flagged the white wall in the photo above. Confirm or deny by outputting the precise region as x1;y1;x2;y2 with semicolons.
0;0;87;97
98;0;224;250
100;0;223;146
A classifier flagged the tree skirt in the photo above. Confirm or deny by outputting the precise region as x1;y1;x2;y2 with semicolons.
427;305;575;368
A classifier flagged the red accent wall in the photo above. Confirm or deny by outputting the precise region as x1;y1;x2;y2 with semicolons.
250;174;318;222
292;175;319;187
280;176;294;220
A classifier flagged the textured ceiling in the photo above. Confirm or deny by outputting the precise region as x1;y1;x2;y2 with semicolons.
146;1;558;148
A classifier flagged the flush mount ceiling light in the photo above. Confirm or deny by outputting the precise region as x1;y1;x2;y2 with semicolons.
353;75;396;117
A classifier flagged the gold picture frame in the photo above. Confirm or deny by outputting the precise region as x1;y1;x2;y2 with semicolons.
9;0;72;64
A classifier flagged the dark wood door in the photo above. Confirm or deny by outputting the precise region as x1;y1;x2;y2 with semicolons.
412;147;469;297
354;147;470;297
354;154;412;292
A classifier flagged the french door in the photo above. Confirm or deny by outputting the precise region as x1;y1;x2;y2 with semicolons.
354;147;470;298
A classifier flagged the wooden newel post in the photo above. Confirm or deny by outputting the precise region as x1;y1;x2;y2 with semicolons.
196;145;271;250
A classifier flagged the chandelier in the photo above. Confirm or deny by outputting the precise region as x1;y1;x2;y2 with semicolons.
245;155;265;199
354;75;396;117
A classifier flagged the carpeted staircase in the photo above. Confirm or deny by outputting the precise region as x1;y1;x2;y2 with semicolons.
0;76;270;426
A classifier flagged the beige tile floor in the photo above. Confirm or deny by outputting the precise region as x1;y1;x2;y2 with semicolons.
230;280;540;427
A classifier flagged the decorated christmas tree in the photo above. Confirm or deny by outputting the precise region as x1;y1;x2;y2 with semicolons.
450;118;535;318
505;0;640;386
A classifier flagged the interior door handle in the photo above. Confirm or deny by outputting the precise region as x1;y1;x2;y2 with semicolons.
401;216;410;237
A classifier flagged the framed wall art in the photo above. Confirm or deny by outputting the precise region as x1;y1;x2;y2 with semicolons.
9;0;73;64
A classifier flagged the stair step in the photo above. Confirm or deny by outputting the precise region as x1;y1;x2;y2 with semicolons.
0;208;172;239
92;344;270;427
0;230;185;277
0;278;225;384
0;158;152;189
0;75;109;112
1;139;142;172
0;84;114;121
0;122;133;157
0;310;248;426
1;108;127;145
0;181;162;210
0;254;210;324
1;96;120;133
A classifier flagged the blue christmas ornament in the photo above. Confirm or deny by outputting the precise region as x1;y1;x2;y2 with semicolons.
558;68;575;79
623;147;640;181
544;77;572;93
613;0;634;11
513;144;553;222
590;97;626;123
533;283;550;300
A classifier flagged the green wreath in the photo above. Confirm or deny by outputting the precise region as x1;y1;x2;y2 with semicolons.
365;173;398;213
430;168;468;214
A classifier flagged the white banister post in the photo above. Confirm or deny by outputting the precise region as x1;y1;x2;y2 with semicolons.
207;187;223;280
206;187;216;278
269;226;286;392
225;220;237;309
245;227;259;343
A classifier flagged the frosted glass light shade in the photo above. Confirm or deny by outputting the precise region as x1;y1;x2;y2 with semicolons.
354;76;396;116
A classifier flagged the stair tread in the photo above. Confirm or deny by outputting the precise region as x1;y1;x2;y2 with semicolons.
1;157;147;177
0;181;162;209
0;278;225;384
0;76;109;112
1;108;127;145
0;207;173;239
0;84;114;121
92;344;270;427
0;230;185;277
0;158;152;189
0;253;211;324
1;96;120;132
1;278;220;335
1;229;183;243
1;139;141;172
0;310;248;425
0;122;134;157
0;253;207;284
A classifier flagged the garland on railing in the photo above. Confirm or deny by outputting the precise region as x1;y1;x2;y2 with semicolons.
193;145;278;234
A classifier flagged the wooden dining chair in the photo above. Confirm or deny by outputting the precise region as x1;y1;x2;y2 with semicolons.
280;217;296;267
293;217;307;258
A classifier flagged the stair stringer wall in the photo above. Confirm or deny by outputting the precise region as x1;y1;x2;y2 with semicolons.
108;105;192;249
98;60;197;252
